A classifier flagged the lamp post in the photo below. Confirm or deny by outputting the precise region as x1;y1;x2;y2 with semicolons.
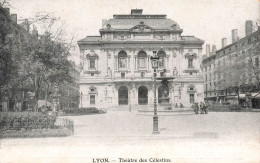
151;51;160;134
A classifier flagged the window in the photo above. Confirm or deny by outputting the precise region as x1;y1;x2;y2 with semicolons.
158;51;166;69
118;51;127;69
188;59;193;68
86;50;99;70
91;73;94;76
138;51;147;69
160;72;164;77
89;86;97;94
248;38;251;44
189;86;194;91
90;95;95;105
190;94;195;103
209;65;211;70
189;72;193;75
121;72;125;78
140;72;145;77
90;59;95;69
255;57;259;67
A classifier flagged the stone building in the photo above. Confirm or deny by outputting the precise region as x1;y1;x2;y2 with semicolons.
78;9;204;109
0;6;33;111
202;21;260;108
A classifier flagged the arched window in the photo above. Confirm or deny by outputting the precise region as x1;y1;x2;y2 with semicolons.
138;51;147;69
89;86;97;94
118;51;127;69
158;51;166;68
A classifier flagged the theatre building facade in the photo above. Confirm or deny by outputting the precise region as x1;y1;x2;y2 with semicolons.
78;9;204;109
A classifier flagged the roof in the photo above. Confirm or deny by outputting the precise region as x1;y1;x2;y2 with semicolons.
216;28;260;53
102;18;181;30
182;36;204;42
78;36;101;42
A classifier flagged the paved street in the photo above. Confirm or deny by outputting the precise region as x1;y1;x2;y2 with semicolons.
1;111;260;163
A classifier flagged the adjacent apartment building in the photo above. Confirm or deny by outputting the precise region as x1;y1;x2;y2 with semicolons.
202;21;260;108
78;9;205;109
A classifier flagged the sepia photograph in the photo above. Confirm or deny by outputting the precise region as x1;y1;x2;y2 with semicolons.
0;0;260;162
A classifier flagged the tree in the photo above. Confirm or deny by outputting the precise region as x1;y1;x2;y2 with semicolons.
0;0;11;7
19;17;75;111
1;12;75;111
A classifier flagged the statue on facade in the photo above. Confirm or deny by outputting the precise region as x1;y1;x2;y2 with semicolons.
173;67;178;76
107;67;112;78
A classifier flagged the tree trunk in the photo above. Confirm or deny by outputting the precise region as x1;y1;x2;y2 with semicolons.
237;87;240;105
34;76;41;111
45;83;49;109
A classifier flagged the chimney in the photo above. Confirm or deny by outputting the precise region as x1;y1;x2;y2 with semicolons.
232;29;238;43
32;25;38;37
10;14;17;24
206;44;210;56
102;19;107;27
131;9;143;15
245;20;253;36
212;45;217;53
222;38;227;48
21;19;30;32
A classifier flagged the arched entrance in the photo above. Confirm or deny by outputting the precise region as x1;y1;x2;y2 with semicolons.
118;86;128;105
138;86;148;105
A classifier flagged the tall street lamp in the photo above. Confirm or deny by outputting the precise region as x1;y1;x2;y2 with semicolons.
151;51;160;134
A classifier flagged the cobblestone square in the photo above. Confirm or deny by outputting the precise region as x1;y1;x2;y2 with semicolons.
1;111;260;163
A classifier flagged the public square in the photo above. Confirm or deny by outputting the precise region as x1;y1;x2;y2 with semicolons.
1;111;260;163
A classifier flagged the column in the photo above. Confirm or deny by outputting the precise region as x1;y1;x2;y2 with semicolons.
114;56;118;71
127;56;131;70
166;55;170;70
131;50;135;76
134;56;137;70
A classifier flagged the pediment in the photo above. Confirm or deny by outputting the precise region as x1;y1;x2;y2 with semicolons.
86;50;99;59
130;22;154;32
185;53;197;59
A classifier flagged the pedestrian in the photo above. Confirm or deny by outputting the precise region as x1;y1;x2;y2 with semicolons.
200;102;204;114
193;102;199;114
204;102;209;114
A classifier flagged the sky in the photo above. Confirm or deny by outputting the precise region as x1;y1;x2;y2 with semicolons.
5;0;260;64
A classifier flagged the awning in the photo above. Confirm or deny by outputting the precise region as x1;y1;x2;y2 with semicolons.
252;93;260;99
226;96;238;99
239;94;246;98
225;94;246;99
38;100;52;107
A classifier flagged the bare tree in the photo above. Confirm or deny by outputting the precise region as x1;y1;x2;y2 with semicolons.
0;0;11;7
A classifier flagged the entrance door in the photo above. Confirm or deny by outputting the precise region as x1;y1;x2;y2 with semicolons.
118;86;128;105
138;86;148;105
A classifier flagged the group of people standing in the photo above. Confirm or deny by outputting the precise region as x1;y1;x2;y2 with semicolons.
192;102;209;114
